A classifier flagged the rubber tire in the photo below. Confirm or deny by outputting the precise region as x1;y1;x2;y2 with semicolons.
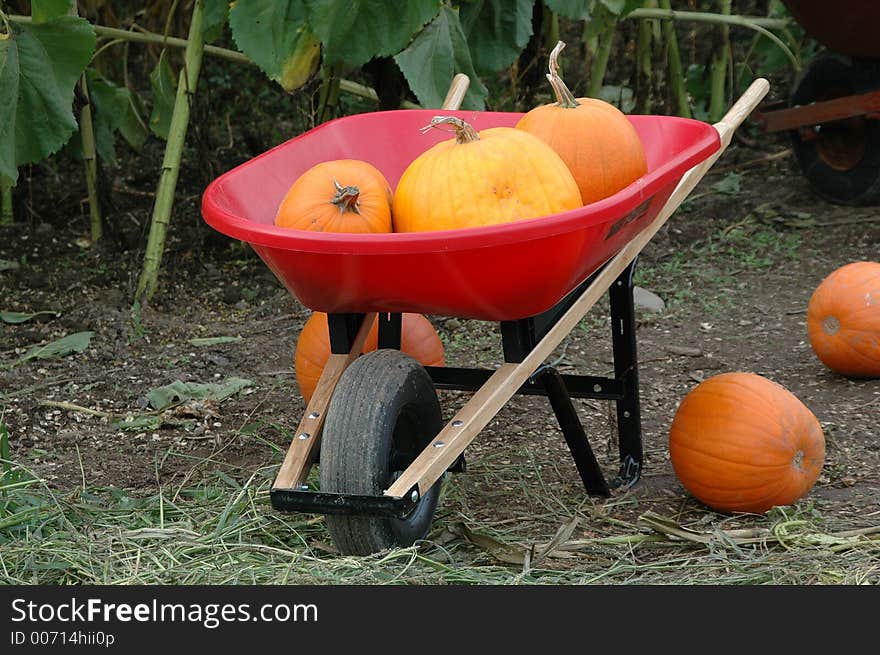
789;52;880;206
320;350;443;556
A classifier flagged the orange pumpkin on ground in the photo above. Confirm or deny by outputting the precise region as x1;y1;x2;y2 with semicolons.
668;372;825;514
392;116;582;232
515;41;647;205
807;261;880;378
275;159;392;233
294;312;445;403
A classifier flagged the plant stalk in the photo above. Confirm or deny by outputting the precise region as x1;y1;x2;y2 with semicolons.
78;77;102;242
316;63;342;125
627;7;788;29
626;6;798;70
658;0;691;118
709;0;732;122
0;176;12;225
635;8;654;114
135;0;206;305
588;17;618;98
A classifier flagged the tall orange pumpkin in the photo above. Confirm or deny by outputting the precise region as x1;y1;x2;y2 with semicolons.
275;159;392;233
668;372;825;514
294;312;445;403
515;41;647;205
392;116;582;232
807;261;880;378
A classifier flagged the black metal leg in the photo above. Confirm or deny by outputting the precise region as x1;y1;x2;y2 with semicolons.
377;312;402;349
540;368;611;497
608;259;643;488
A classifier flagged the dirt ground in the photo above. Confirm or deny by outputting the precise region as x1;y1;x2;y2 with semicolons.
1;104;879;550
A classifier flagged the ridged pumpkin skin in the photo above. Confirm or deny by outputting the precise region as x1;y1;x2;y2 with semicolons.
294;312;445;403
807;261;880;378
516;99;647;205
669;372;825;514
275;159;392;233
392;118;582;232
515;41;647;205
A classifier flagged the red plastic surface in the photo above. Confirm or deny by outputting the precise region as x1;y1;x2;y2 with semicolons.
201;110;720;321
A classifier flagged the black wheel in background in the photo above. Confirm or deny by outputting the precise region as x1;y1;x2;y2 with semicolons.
319;349;443;556
789;52;880;206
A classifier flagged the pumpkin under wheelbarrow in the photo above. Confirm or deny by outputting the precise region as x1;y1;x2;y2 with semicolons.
201;77;770;556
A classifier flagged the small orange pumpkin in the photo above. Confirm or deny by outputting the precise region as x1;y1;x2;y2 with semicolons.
392;116;582;232
275;159;393;233
668;372;825;514
294;312;445;403
807;261;880;378
515;41;647;205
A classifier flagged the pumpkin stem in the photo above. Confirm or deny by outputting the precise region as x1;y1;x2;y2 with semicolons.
421;116;480;144
546;40;580;109
331;179;360;214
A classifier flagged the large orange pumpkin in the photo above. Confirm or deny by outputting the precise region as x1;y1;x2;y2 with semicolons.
392;116;582;232
668;372;825;514
515;41;647;205
807;261;880;378
275;159;392;233
294;312;445;403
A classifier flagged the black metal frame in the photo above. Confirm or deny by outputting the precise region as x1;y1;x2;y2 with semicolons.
270;259;644;517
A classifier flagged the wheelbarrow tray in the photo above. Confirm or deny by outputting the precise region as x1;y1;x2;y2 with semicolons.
201;110;720;321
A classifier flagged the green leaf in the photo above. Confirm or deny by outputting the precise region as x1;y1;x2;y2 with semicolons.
202;0;230;43
113;415;163;432
712;172;742;196
146;378;253;411
395;6;488;110
229;0;321;92
306;0;441;68
188;336;243;347
149;50;177;140
459;0;534;75
543;0;591;20
0;259;20;272
12;331;94;367
0;310;58;324
0;17;96;183
86;69;148;163
31;0;74;23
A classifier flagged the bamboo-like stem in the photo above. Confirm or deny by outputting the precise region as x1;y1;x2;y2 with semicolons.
78;77;102;242
316;63;342;125
709;0;732;122
8;15;420;109
134;0;206;305
0;175;12;225
627;6;798;70
588;18;617;98
658;0;691;118
627;7;789;29
542;7;559;47
635;10;653;114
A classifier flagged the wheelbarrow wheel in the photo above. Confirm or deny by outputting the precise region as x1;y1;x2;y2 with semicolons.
320;349;443;555
789;52;880;205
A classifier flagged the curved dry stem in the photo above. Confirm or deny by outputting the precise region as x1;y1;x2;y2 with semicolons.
421;116;480;144
547;41;579;108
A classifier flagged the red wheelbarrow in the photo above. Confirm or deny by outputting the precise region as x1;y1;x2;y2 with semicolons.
752;1;880;205
201;76;769;555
